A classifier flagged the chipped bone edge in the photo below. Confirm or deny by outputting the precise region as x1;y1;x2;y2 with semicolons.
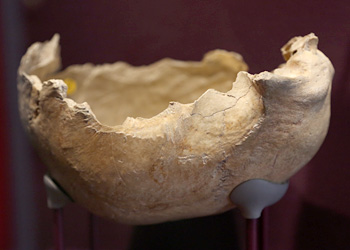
18;33;329;131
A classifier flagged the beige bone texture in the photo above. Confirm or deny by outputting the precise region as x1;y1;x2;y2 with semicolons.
17;33;334;224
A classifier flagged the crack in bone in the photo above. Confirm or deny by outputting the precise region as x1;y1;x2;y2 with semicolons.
192;85;253;118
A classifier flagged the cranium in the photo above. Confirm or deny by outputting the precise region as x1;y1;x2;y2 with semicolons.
17;33;333;224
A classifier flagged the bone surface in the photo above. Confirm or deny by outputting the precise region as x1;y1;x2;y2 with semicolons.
17;33;333;224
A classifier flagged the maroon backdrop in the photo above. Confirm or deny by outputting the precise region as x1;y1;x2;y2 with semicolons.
0;5;13;249
8;0;349;249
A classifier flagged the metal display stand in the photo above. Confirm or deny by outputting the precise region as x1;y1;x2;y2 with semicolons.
230;179;289;250
89;212;97;250
44;175;288;250
44;174;98;250
44;175;72;250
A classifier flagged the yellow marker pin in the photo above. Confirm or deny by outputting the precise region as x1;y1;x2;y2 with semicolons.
63;78;77;95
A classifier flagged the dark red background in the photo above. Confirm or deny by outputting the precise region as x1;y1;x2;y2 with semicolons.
0;6;12;249
1;0;349;249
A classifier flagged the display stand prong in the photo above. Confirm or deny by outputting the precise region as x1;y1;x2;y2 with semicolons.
44;174;73;250
53;208;64;250
260;208;269;250
89;213;97;250
246;218;258;250
230;179;289;250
